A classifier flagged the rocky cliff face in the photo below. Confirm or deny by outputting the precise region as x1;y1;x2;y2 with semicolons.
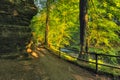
0;0;37;53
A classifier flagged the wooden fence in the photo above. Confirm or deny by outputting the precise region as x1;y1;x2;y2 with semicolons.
77;52;120;73
58;47;120;74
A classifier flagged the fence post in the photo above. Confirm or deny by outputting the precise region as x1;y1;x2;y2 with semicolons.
95;53;98;74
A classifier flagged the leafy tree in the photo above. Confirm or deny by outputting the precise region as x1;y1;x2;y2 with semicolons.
31;0;79;49
31;0;120;58
87;0;120;55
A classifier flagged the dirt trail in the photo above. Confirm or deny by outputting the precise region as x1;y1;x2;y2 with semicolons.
0;48;111;80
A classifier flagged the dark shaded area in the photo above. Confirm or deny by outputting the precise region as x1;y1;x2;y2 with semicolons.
79;0;88;54
0;0;37;25
0;0;37;53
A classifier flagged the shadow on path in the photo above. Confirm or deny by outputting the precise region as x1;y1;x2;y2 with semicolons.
0;48;111;80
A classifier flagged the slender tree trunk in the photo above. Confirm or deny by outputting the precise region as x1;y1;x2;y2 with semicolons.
45;0;50;46
79;0;88;57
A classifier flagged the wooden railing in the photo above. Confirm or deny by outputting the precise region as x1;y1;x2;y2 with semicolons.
57;47;120;75
49;45;120;76
77;52;120;73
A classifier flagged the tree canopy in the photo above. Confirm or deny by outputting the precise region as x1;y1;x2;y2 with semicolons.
31;0;120;55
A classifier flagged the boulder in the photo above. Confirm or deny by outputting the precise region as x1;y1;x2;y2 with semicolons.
0;0;37;53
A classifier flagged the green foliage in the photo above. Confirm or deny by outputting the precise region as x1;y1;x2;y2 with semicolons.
89;59;104;68
88;0;120;55
30;0;120;76
31;0;79;48
32;0;120;55
30;13;46;43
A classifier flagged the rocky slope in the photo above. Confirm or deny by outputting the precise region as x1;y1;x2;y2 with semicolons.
0;0;37;53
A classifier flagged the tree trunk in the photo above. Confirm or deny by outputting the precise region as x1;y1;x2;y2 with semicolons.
79;0;88;57
45;0;50;46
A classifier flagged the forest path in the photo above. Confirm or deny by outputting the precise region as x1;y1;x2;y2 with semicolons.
0;48;111;80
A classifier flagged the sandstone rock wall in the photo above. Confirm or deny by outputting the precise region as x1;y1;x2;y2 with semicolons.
0;0;37;53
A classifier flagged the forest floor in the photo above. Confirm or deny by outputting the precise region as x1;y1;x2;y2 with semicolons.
0;48;112;80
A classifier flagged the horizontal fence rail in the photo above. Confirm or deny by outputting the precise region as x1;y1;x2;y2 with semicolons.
49;45;120;76
77;52;120;73
57;47;120;75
